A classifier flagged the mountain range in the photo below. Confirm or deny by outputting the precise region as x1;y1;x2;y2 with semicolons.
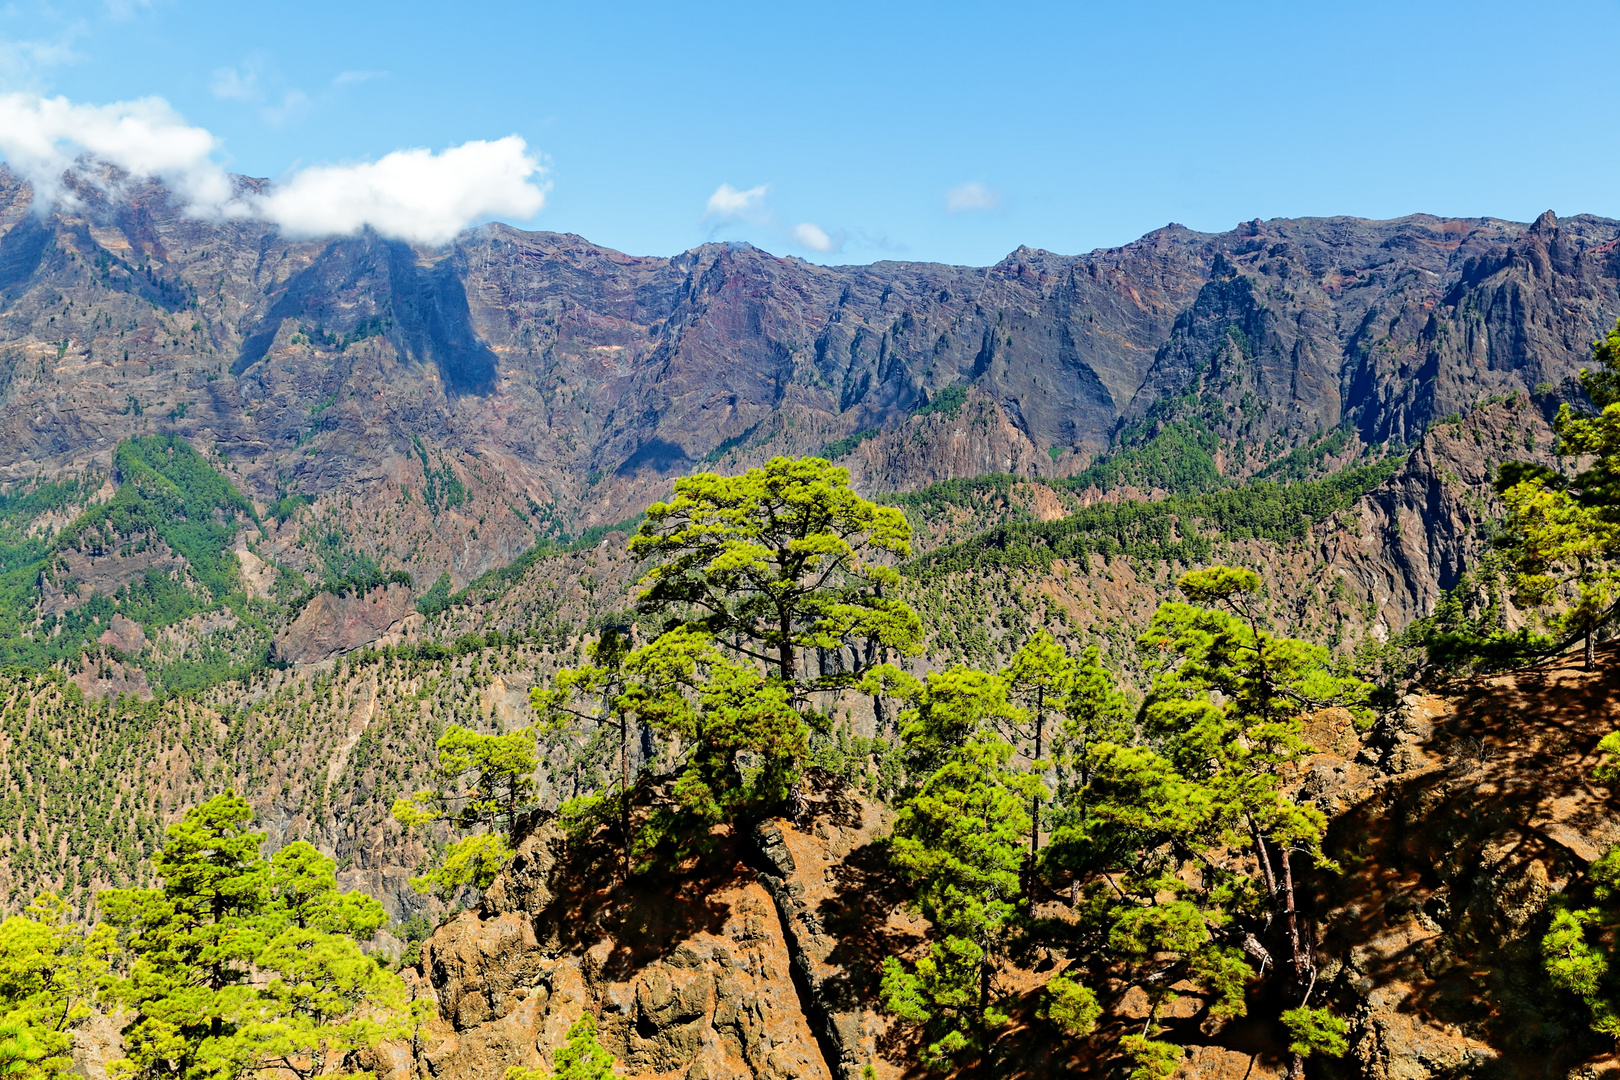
3;168;1614;558
4;170;1620;1079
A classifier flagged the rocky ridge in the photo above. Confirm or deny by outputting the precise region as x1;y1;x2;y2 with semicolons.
368;648;1620;1080
1;170;1616;604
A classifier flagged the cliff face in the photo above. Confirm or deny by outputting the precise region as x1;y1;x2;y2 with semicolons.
1308;648;1620;1078
391;653;1620;1080
270;583;421;664
1;169;1616;597
407;819;841;1080
1323;392;1560;630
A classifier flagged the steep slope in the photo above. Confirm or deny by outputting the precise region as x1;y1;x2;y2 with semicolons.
378;649;1620;1080
1;168;1616;603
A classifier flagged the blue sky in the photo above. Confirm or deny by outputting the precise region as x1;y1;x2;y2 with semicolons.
2;0;1617;265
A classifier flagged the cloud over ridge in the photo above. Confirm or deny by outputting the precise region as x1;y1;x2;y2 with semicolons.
258;139;545;244
790;222;838;253
704;182;771;225
946;181;1000;213
0;92;548;246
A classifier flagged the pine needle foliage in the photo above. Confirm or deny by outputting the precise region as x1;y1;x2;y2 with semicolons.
100;793;427;1080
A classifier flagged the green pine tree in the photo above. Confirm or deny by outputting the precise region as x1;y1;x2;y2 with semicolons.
1039;567;1364;1079
0;893;114;1080
101;793;428;1080
881;667;1044;1068
505;1013;622;1080
628;455;921;694
1493;317;1620;669
392;725;540;899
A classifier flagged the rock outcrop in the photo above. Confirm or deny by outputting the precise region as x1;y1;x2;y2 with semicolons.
1303;648;1620;1078
271;583;418;664
408;821;837;1080
753;781;911;1080
95;613;149;655
1326;392;1561;629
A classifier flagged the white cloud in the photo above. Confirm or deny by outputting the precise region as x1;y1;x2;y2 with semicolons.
0;93;549;246
0;93;235;214
704;182;771;225
791;222;839;253
255;136;547;245
333;70;387;87
946;181;1000;213
210;65;260;102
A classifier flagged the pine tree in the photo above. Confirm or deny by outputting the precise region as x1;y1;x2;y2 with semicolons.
0;893;114;1080
1037;567;1365;1080
1494;317;1620;669
101;793;427;1080
628;455;920;693
392;725;540;899
1145;567;1365;1077
1002;631;1070;895
879;668;1050;1067
1002;634;1130;902
881;735;1041;1068
1494;465;1620;670
505;1013;622;1080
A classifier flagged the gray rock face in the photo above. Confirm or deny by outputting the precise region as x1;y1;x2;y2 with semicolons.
1323;392;1561;628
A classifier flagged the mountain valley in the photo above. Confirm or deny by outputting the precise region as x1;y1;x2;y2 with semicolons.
1;172;1619;1080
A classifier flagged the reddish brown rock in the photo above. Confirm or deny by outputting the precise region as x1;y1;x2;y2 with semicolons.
406;822;833;1080
270;582;417;665
1176;1045;1284;1080
69;653;152;700
753;778;916;1080
1311;648;1620;1079
96;613;148;654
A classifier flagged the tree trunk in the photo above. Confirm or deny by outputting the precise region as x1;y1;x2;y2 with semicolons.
1027;689;1045;906
1281;850;1313;1080
778;604;795;684
978;952;990;1036
621;716;631;881
1586;624;1596;671
1248;814;1279;906
1281;851;1308;987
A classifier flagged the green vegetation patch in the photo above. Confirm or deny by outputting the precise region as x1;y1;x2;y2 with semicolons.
0;436;258;669
411;435;469;515
418;515;643;618
822;428;880;459
1065;419;1224;495
911;383;969;420
64;435;258;601
907;458;1403;580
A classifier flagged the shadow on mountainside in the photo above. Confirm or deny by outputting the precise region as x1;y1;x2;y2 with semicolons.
1312;644;1620;1080
417;649;1620;1080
